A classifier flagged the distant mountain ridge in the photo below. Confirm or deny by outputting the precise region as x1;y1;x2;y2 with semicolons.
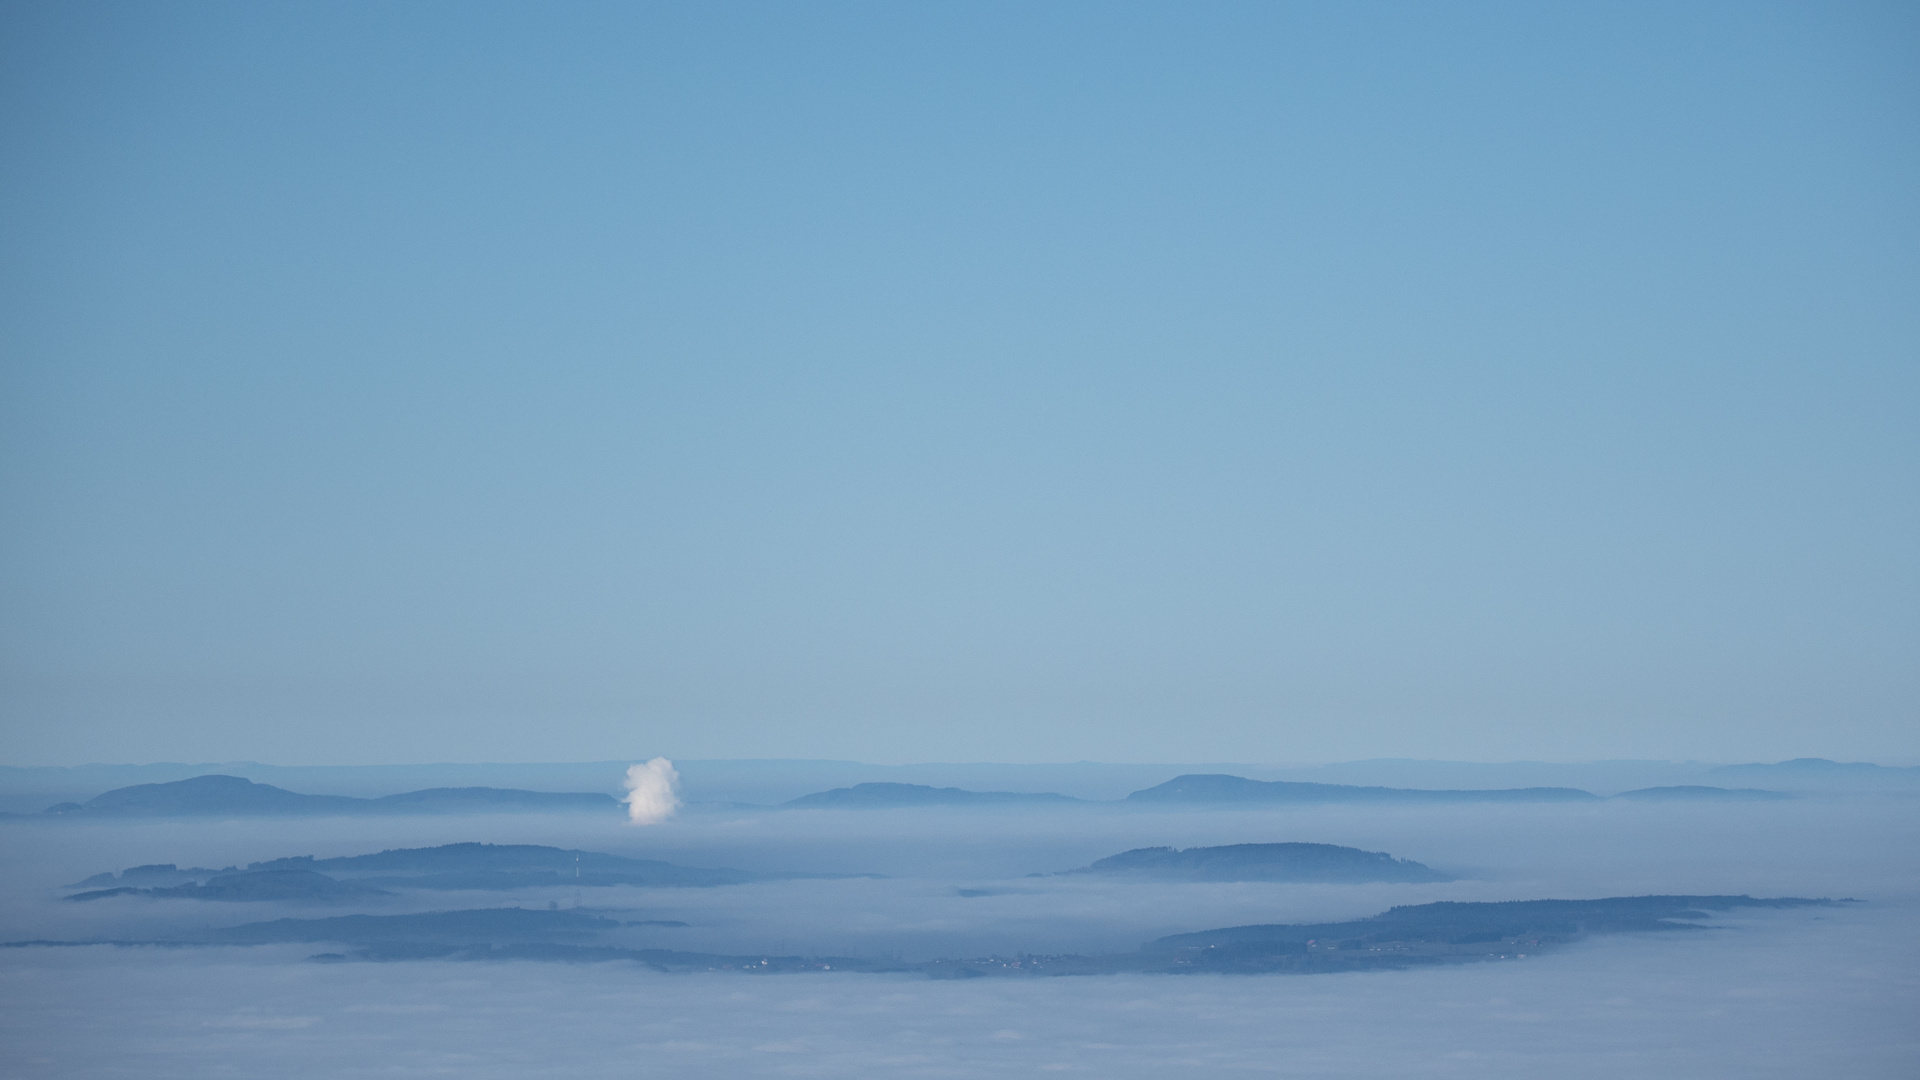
1126;774;1602;804
1122;774;1789;804
3;758;1900;815
35;772;1798;817
776;775;1789;807
1065;842;1451;883
1705;758;1920;789
783;782;1083;808
42;775;620;817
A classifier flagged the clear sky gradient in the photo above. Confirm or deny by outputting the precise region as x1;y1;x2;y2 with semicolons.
2;1;1915;766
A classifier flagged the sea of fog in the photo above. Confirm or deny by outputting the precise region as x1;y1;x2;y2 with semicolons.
2;797;1916;1077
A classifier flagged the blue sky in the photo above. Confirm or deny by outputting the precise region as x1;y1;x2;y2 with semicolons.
1;1;1915;765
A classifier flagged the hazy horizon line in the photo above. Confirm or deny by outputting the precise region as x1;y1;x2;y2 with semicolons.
5;755;1914;771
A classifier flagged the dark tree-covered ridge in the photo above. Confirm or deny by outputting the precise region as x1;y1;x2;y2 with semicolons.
12;894;1840;978
1067;842;1451;883
67;843;865;897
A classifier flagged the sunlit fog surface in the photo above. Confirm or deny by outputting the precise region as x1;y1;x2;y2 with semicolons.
2;797;1914;1077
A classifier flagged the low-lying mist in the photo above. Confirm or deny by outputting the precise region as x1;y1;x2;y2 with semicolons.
2;794;1915;1076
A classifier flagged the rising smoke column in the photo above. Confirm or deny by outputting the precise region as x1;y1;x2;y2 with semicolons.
623;758;682;825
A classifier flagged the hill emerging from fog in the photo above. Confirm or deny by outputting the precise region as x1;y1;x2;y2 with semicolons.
783;783;1084;809
66;843;864;896
251;843;769;888
67;868;394;903
1608;785;1791;801
1129;895;1839;975
17;895;1838;976
41;775;621;817
1064;842;1451;883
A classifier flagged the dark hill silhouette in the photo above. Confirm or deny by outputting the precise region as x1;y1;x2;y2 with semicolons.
67;868;390;903
66;775;365;815
1149;895;1831;958
1066;842;1451;883
21;895;1836;977
1610;785;1790;801
64;842;850;895
68;863;234;889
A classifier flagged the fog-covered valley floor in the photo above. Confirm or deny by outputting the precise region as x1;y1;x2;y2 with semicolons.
3;797;1916;1077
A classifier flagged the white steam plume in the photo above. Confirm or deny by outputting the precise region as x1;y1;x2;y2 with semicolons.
623;758;682;825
